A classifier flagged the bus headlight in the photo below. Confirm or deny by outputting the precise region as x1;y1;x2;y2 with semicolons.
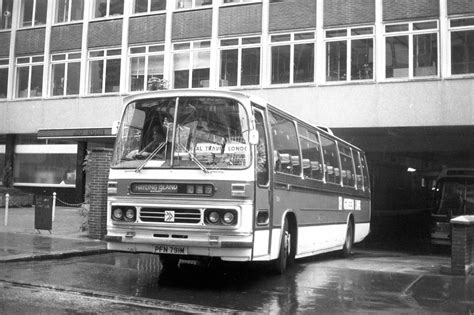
208;211;220;223
124;208;136;222
223;212;235;225
112;208;123;221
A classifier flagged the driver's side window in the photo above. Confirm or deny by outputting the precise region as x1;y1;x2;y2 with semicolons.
254;109;268;185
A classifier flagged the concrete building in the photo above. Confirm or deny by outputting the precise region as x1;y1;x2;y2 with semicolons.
0;0;473;220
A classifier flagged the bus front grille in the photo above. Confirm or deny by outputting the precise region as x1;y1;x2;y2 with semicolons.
140;208;202;224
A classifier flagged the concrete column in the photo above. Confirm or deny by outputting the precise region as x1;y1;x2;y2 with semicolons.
451;216;474;276
88;148;113;240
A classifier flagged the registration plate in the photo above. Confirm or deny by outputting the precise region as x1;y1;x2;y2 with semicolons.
154;245;187;255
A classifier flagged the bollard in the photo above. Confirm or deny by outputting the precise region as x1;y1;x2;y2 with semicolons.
4;193;9;226
52;192;57;222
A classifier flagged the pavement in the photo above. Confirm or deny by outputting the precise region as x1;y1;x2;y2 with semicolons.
0;206;107;262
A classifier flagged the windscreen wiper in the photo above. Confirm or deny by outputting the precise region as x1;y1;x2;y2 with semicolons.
135;141;167;173
177;143;209;173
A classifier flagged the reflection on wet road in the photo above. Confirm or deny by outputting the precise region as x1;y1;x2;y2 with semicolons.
0;250;473;313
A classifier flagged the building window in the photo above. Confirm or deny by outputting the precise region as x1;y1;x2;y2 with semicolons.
55;0;84;23
450;17;474;76
385;20;439;79
271;32;314;85
16;56;44;99
93;0;124;18
0;59;8;98
134;0;166;13
129;44;165;92
222;0;260;4
176;0;212;10
220;36;260;87
14;140;77;187
173;40;211;89
20;0;47;27
50;52;81;96
0;0;13;29
88;48;121;94
325;26;374;82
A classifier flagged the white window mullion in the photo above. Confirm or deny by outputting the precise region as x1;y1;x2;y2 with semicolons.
28;65;32;98
237;46;242;86
32;0;37;26
102;59;107;94
408;34;414;79
289;42;294;84
347;39;351;81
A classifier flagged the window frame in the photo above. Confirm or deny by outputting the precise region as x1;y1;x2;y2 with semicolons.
87;48;122;95
448;16;474;77
20;0;47;28
221;0;261;5
172;40;211;89
0;0;14;30
384;19;439;80
54;0;84;24
133;0;166;14
175;0;213;10
92;0;124;19
50;52;81;97
324;26;375;83
0;58;8;98
128;44;165;92
219;36;261;87
270;32;315;86
15;55;44;99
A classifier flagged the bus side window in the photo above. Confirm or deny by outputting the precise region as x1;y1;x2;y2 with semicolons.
338;143;355;188
354;151;364;189
321;135;341;185
269;111;300;176
254;110;269;185
360;153;370;191
298;125;323;181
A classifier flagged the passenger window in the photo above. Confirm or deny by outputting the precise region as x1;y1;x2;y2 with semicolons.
338;143;355;187
298;126;323;180
254;109;269;185
320;135;340;184
269;112;301;175
354;151;364;189
360;153;370;191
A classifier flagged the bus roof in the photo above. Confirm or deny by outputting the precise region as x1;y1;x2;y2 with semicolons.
122;89;364;153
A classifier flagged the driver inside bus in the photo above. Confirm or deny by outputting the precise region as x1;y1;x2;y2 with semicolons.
126;125;168;160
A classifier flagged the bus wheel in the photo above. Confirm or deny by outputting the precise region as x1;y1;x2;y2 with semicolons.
159;254;179;270
341;221;354;258
272;217;292;274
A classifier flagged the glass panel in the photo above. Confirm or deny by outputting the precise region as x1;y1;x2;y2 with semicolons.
451;18;474;28
320;136;340;185
147;55;164;90
271;45;290;84
242;37;260;45
351;38;373;80
221;39;239;46
71;0;84;20
271;34;291;42
149;45;164;52
360;154;370;191
110;0;124;15
270;112;300;175
354;151;363;189
56;0;67;23
150;0;166;11
338;143;355;187
51;63;65;96
295;32;314;40
174;52;189;88
17;67;29;98
0;68;8;98
105;59;121;92
130;47;146;54
351;27;373;36
326;29;347;38
94;0;107;18
451;30;474;75
0;0;13;29
220;49;238;86
241;47;260;85
107;49;122;56
196;0;212;6
414;33;438;77
413;21;437;30
177;0;192;9
66;62;80;95
192;51;210;88
134;0;148;13
31;65;43;96
69;53;81;60
35;0;48;25
14;151;77;186
130;56;145;91
112;97;251;170
255;109;268;185
89;60;103;93
52;54;66;61
294;43;314;83
21;0;34;26
385;24;409;33
298;126;323;181
90;51;104;57
385;36;408;78
326;41;346;81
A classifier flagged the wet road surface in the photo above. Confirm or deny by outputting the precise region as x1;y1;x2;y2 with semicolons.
0;250;473;313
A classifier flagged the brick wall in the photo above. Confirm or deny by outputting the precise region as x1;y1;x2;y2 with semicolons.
219;3;262;37
383;0;439;21
129;14;166;45
448;0;474;15
0;32;10;57
269;0;316;32
15;28;46;55
50;24;83;53
451;216;474;276
172;9;212;41
88;148;113;240
324;0;375;27
88;20;123;48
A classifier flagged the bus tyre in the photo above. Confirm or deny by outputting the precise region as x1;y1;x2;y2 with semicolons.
159;254;179;270
273;217;292;274
341;221;354;258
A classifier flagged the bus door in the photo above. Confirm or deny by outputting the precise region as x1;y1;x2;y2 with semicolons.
253;107;273;258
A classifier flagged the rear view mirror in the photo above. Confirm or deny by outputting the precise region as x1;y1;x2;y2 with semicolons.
111;120;120;135
249;130;259;145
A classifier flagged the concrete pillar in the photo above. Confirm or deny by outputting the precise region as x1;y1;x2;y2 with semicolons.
451;216;474;276
88;148;113;240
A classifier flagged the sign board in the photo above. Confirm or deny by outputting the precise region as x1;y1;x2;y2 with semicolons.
35;195;53;231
